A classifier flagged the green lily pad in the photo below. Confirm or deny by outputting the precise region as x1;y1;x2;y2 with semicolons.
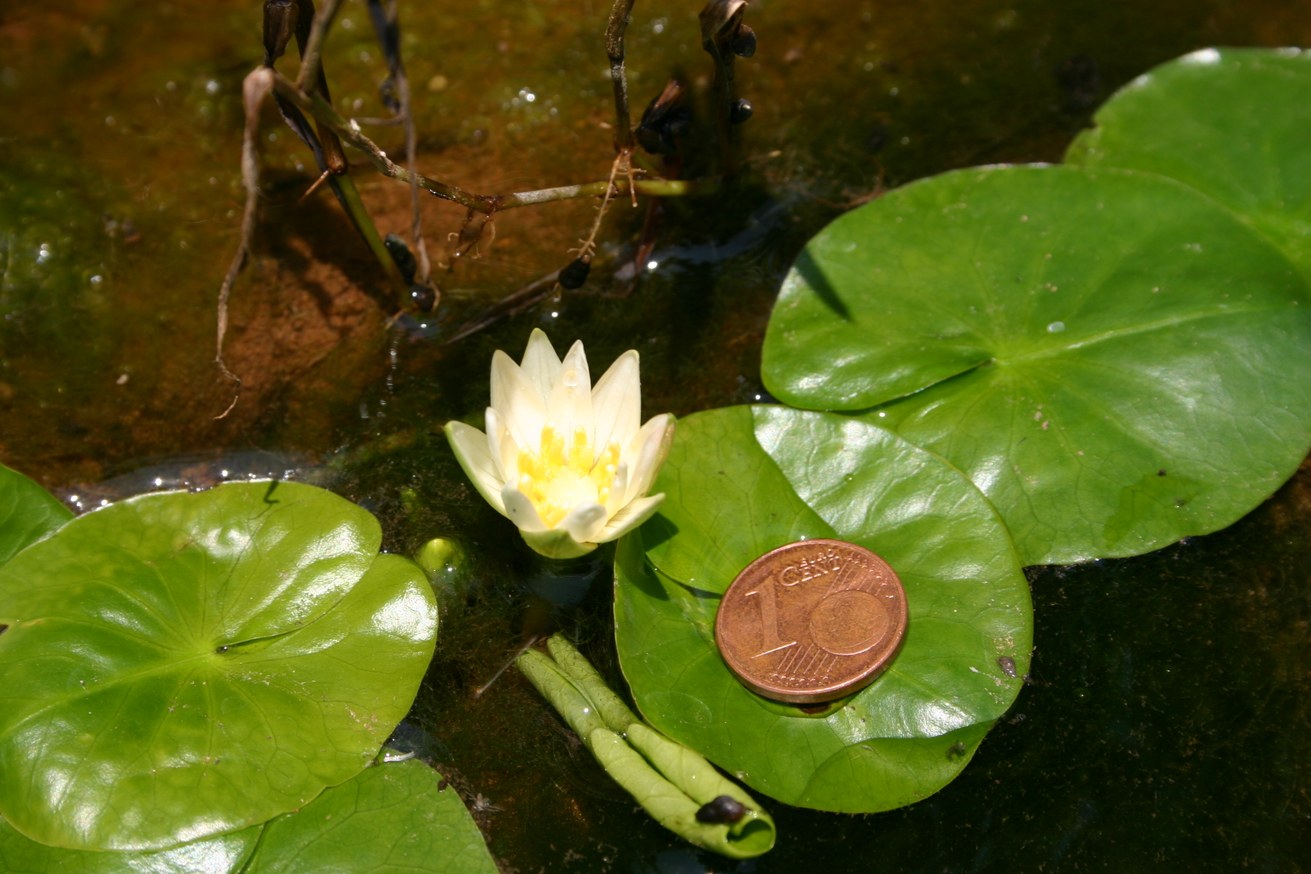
761;164;1311;565
614;406;1031;812
0;760;499;873
0;481;439;851
1067;47;1311;281
0;463;73;566
247;759;499;873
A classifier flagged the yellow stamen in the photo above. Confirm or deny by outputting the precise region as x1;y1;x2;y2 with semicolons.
517;424;621;528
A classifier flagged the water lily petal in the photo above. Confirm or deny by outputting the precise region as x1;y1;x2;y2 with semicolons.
520;328;563;402
549;340;595;451
491;350;548;452
592;350;641;455
623;414;676;504
486;406;520;483
502;484;549;532
605;460;630;516
561;500;609;544
521;527;596;560
595;492;666;543
445;422;507;514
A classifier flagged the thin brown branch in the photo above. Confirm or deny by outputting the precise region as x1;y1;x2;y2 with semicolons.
605;0;638;152
269;71;718;211
215;66;277;418
294;0;343;93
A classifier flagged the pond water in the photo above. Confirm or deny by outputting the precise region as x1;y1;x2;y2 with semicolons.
2;1;1308;870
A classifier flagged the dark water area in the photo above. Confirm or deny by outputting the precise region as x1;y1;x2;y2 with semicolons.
1;0;1309;871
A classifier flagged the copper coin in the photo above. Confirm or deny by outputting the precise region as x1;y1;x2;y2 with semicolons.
714;539;908;704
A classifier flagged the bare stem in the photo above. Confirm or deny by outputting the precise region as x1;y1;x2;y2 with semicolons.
294;0;344;93
605;0;638;152
214;67;278;417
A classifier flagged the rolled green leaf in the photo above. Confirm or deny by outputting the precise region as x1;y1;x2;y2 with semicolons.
544;634;640;732
589;727;774;858
514;648;609;743
625;722;772;847
516;635;776;858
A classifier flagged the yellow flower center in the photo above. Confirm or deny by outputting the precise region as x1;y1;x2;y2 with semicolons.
517;424;621;528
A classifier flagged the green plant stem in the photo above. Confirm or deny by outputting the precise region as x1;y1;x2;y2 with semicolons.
269;73;719;213
331;170;411;297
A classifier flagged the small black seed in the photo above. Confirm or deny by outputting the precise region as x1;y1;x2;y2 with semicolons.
730;26;757;58
558;257;591;289
696;795;747;824
730;98;753;124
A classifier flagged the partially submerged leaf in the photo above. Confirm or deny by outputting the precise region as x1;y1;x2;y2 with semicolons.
0;481;438;851
615;406;1031;812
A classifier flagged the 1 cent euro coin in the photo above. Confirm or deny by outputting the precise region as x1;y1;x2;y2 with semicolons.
714;539;908;704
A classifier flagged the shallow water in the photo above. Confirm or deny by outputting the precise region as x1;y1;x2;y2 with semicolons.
2;0;1309;870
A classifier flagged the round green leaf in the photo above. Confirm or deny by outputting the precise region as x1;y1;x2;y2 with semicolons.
0;482;439;851
0;463;73;567
762;165;1311;564
614;406;1031;812
247;760;499;874
0;761;498;874
1067;47;1311;281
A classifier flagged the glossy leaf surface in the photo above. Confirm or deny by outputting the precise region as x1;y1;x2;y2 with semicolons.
614;406;1031;812
1067;47;1311;281
0;761;497;873
0;482;438;851
762;164;1311;565
0;463;72;566
247;760;498;873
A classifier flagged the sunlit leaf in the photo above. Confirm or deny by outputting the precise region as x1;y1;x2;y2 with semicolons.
0;761;498;873
1067;47;1311;281
762;164;1311;565
615;406;1031;812
247;760;498;873
0;481;438;851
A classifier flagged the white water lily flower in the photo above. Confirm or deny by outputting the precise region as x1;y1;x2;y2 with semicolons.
445;329;676;560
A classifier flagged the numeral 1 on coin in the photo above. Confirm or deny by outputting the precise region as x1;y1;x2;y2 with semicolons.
745;576;797;658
